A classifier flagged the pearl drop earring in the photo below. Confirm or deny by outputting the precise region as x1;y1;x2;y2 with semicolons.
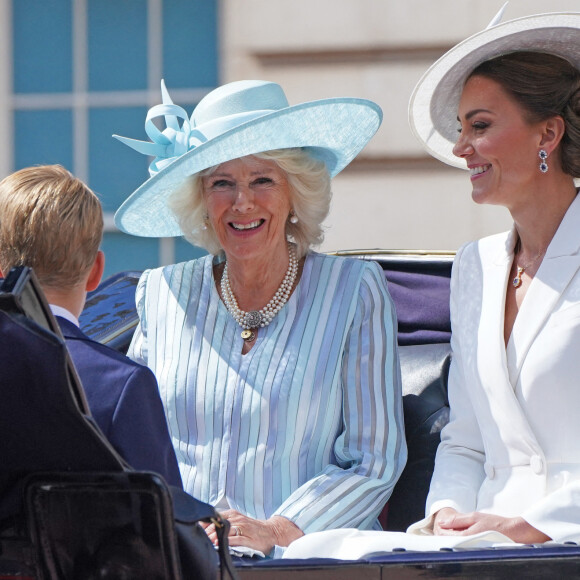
289;211;299;224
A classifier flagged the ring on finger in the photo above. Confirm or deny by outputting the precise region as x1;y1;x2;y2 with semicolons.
232;525;242;537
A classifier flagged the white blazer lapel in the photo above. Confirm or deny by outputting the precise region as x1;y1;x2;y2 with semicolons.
477;229;514;380
509;194;580;379
474;230;546;455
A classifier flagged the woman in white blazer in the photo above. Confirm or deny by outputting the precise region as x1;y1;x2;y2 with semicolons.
407;12;580;544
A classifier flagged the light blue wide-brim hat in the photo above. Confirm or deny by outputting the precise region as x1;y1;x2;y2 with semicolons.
408;11;580;169
113;79;383;237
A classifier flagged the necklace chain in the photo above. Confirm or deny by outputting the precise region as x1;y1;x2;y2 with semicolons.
512;243;545;289
221;243;298;338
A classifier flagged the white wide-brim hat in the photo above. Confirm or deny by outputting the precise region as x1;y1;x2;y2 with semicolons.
409;11;580;169
113;79;382;237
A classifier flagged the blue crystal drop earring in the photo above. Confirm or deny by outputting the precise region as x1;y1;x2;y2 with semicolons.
539;149;548;173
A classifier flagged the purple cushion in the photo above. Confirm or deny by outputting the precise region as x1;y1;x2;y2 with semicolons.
383;268;451;346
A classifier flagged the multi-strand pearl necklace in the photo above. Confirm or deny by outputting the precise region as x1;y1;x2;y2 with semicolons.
221;243;298;342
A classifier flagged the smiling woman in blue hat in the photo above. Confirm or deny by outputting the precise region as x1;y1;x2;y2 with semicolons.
114;80;407;555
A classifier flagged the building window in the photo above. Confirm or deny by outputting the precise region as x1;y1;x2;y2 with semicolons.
10;0;217;277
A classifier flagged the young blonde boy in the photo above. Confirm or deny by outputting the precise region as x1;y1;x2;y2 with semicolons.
0;165;182;487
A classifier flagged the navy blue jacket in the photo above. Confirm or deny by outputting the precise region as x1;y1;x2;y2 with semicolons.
57;317;182;488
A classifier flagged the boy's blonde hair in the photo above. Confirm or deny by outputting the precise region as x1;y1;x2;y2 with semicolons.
0;165;103;289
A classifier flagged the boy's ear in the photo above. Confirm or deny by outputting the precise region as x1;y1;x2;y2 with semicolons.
86;250;105;292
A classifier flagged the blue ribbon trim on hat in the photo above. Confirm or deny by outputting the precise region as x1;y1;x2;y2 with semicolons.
113;80;279;177
113;80;207;176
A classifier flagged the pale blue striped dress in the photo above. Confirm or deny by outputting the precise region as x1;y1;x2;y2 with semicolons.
128;251;407;533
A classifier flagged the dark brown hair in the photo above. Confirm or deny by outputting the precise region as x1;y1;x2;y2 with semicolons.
469;51;580;177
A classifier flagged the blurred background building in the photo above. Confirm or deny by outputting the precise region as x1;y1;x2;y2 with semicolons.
0;0;578;278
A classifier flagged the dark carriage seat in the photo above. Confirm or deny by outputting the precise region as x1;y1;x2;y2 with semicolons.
387;342;450;530
80;250;455;533
80;251;454;351
338;250;453;346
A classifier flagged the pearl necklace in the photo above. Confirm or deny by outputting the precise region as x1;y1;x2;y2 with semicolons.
221;243;298;341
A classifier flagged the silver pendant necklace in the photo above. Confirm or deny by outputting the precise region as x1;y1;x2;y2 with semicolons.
221;243;298;342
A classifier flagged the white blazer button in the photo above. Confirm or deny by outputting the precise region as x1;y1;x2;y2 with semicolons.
530;455;544;474
484;462;495;479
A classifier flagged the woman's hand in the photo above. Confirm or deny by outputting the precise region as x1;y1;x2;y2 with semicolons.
202;509;304;554
434;508;551;543
433;507;459;535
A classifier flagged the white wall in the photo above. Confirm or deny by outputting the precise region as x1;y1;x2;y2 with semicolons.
325;168;512;252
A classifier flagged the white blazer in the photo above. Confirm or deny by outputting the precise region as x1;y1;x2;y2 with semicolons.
410;194;580;543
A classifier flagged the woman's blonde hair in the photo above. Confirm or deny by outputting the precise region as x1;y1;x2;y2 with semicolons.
0;165;103;288
168;148;331;258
